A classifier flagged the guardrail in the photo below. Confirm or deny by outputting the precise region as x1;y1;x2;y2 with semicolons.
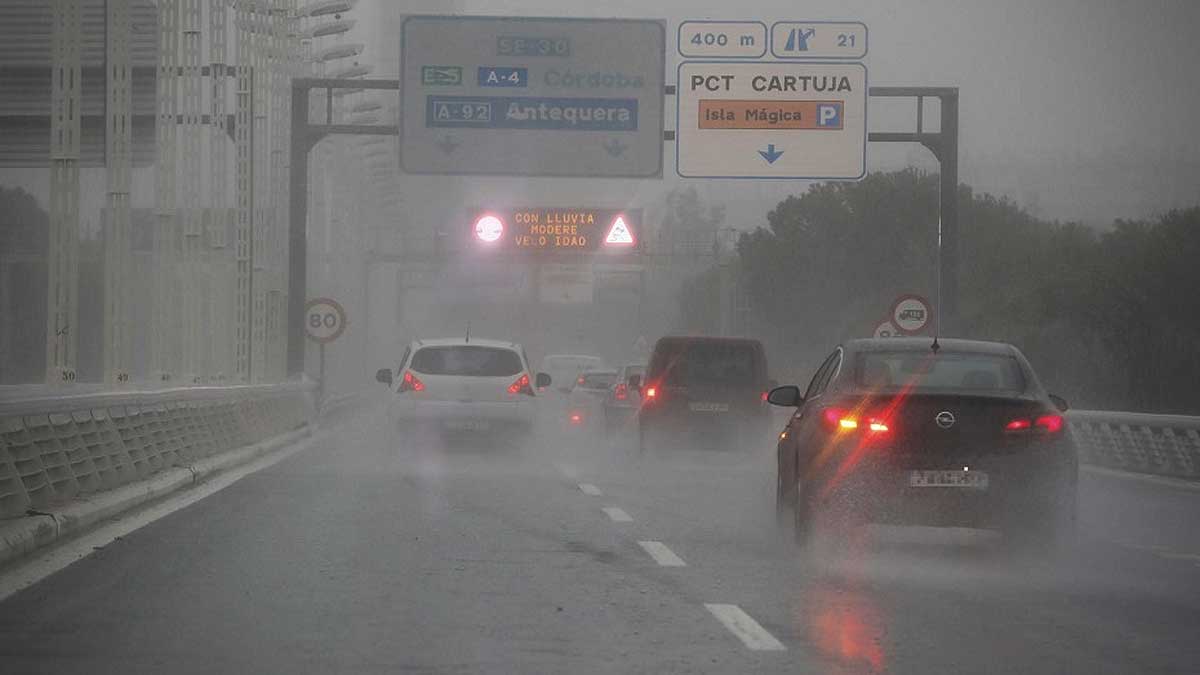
1069;410;1200;480
0;383;317;521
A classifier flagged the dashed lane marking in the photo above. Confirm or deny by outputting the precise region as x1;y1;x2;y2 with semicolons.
578;483;602;496
638;540;687;567
704;603;787;651
602;506;633;522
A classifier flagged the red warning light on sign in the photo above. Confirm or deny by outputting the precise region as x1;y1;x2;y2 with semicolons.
605;215;635;245
474;214;504;243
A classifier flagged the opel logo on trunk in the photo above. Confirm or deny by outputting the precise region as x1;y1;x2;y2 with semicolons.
935;411;956;429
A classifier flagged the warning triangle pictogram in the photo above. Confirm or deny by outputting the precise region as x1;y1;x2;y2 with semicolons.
605;216;634;245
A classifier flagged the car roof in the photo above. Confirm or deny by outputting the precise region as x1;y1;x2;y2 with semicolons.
843;337;1019;357
582;369;619;376
411;337;520;350
543;354;604;362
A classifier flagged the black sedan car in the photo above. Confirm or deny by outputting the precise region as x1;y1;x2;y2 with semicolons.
770;338;1077;550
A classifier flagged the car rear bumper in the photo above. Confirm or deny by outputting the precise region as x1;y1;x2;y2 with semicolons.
806;443;1077;527
390;398;534;431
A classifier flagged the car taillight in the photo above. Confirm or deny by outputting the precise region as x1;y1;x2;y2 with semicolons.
569;411;584;425
1036;414;1064;433
821;407;889;434
1004;414;1064;434
760;391;768;403
644;386;657;401
507;373;534;396
614;383;628;401
577;375;586;386
399;371;425;393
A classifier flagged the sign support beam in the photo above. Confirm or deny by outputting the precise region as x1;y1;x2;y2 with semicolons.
867;86;959;333
288;78;398;378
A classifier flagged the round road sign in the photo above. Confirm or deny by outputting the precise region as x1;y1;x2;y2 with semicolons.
873;320;901;339
890;294;932;335
304;297;347;344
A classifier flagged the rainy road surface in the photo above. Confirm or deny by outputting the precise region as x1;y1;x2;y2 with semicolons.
1;404;1198;674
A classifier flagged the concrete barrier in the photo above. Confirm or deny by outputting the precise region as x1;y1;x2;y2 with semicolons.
0;383;348;567
1069;410;1200;480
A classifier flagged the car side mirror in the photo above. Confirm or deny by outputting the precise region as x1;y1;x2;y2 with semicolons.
627;374;642;391
375;368;392;386
767;385;803;407
536;372;552;389
1049;393;1069;412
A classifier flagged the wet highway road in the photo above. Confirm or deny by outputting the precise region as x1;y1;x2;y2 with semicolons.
1;405;1198;674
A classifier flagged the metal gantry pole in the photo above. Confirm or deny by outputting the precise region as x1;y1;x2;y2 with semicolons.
47;0;82;385
234;1;254;383
209;0;231;382
867;87;960;333
180;0;204;383
103;0;133;386
153;0;180;383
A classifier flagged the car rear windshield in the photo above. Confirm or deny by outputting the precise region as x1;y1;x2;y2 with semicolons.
579;372;617;389
658;342;760;386
854;351;1025;393
409;346;523;377
544;356;603;371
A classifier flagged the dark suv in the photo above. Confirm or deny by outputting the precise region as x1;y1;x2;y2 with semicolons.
635;336;771;453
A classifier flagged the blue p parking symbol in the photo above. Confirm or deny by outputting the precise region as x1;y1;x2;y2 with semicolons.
817;103;842;128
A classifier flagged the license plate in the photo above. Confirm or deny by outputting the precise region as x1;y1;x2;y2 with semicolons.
908;469;989;489
445;420;490;432
689;402;729;413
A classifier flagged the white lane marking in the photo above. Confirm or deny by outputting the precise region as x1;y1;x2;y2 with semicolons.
704;603;787;651
638;540;686;567
602;506;633;522
1082;465;1200;492
578;483;602;496
0;435;320;603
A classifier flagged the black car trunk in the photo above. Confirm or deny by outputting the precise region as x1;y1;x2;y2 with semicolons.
835;392;1058;462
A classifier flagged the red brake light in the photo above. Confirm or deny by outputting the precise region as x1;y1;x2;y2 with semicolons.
507;373;534;396
822;407;854;431
821;407;889;434
614;383;628;401
577;375;586;386
1005;418;1032;431
1004;415;1063;433
1035;414;1064;433
644;386;657;401
760;391;769;403
569;411;584;424
400;371;425;393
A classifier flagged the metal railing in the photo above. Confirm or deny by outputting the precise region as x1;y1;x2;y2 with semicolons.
1069;410;1200;480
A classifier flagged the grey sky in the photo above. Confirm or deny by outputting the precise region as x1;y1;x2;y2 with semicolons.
356;0;1200;226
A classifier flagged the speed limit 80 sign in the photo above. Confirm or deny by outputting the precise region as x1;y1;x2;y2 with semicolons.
304;298;347;344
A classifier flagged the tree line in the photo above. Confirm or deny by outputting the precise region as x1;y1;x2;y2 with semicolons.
682;169;1200;414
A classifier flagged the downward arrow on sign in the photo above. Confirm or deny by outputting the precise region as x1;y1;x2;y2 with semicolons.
758;144;784;164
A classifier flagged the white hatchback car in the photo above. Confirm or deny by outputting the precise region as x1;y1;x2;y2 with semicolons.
375;338;550;437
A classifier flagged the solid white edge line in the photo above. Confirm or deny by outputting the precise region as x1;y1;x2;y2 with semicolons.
638;540;686;567
602;506;633;522
0;435;321;603
578;483;602;496
705;603;787;651
1082;465;1200;492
